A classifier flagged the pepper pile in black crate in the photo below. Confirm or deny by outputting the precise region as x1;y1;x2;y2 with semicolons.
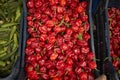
108;7;120;78
95;0;120;79
0;0;22;78
25;0;98;80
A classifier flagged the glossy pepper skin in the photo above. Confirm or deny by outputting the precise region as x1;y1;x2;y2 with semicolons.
25;0;97;80
108;7;120;77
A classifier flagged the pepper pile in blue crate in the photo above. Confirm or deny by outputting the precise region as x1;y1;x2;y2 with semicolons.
25;0;97;80
0;0;22;77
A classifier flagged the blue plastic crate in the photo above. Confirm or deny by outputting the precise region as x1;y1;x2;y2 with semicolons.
17;0;100;80
0;11;24;80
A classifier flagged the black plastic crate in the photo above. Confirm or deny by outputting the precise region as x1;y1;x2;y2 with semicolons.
94;0;120;80
16;0;27;79
93;0;107;75
92;0;100;13
0;11;23;80
18;0;100;80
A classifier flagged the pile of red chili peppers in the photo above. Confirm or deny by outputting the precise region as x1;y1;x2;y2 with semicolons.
25;0;97;80
108;7;120;77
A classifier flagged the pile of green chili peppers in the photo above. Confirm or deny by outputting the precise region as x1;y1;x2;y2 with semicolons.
0;0;22;77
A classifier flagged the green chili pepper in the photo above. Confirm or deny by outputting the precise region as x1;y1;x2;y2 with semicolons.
7;44;12;55
15;6;21;21
0;0;6;3
6;60;10;65
14;53;18;62
0;40;7;44
9;26;16;40
0;40;13;50
0;31;10;36
3;40;13;47
0;62;13;71
14;33;18;44
0;28;11;31
0;47;17;60
10;55;15;61
0;34;9;40
0;52;7;58
0;61;6;67
0;20;4;24
0;47;7;54
12;33;18;50
1;23;18;28
0;55;15;70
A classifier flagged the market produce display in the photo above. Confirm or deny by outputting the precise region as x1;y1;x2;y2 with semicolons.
25;0;97;80
108;7;120;77
0;0;22;77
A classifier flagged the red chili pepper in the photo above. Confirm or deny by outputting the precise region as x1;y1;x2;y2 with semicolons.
64;13;70;22
28;71;39;80
56;60;65;70
35;0;42;8
66;58;73;65
79;72;88;80
50;53;58;61
25;64;34;73
52;76;62;80
75;19;82;26
27;0;34;8
34;12;41;20
48;69;56;77
76;4;84;13
45;20;55;27
86;52;94;60
40;34;47;41
56;6;64;14
27;16;33;21
88;61;97;69
83;33;91;41
28;21;34;27
48;36;56;43
81;46;90;54
25;47;34;55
